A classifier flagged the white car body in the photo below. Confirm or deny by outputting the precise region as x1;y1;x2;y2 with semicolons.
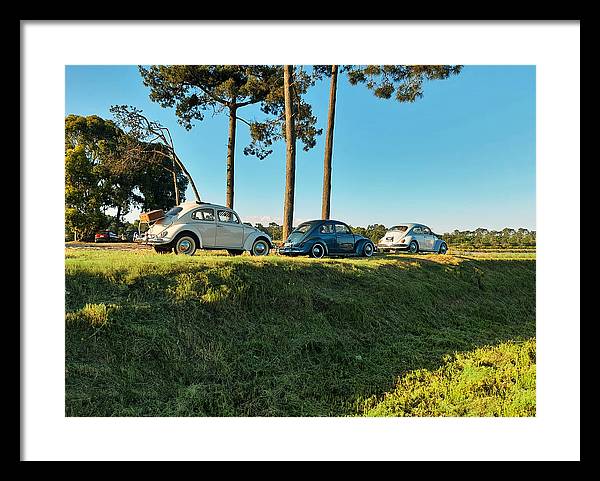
377;223;448;254
138;201;273;256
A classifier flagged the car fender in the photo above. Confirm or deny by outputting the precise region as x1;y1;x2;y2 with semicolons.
354;237;373;253
166;224;204;248
433;238;447;251
242;230;273;251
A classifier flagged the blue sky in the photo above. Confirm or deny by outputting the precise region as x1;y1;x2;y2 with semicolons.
65;65;535;233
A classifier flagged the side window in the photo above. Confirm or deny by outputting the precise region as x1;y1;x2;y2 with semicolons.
191;208;215;221
218;210;240;224
412;226;422;235
334;224;350;234
422;226;431;235
320;224;335;234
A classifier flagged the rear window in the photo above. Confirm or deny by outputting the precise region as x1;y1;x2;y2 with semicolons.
389;225;408;232
165;207;183;217
287;223;314;243
293;223;313;234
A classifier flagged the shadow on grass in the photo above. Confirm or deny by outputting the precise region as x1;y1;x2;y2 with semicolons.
65;254;535;417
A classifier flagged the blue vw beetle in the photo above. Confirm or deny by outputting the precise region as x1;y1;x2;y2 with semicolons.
279;220;375;259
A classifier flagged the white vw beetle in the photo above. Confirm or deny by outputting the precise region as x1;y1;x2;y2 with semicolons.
377;223;448;254
138;201;273;256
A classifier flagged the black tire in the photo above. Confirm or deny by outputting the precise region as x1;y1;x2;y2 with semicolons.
409;240;419;254
438;243;448;255
309;242;326;259
250;239;270;256
227;249;244;256
361;242;375;257
173;234;197;256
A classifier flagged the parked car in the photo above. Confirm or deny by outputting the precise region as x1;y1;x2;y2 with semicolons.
279;220;375;259
377;223;448;254
137;201;273;256
94;230;120;243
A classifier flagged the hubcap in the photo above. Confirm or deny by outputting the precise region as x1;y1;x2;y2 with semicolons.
410;243;417;253
365;244;373;256
313;245;323;257
178;239;192;254
254;241;267;255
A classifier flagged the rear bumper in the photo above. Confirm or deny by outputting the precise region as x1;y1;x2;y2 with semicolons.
278;245;311;256
135;235;171;246
377;243;409;251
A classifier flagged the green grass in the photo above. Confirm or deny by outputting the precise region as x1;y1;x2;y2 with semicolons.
359;338;535;416
65;249;536;417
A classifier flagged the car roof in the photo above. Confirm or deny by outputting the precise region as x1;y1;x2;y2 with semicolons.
389;223;429;229
299;219;349;225
178;201;232;212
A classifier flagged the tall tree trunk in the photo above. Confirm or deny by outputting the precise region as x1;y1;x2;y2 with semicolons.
172;158;180;205
282;65;297;241
226;104;237;209
321;65;338;220
116;205;121;230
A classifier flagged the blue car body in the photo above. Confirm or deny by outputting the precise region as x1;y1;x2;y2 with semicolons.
279;220;375;258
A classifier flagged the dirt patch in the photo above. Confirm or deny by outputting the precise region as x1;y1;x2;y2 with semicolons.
65;242;153;251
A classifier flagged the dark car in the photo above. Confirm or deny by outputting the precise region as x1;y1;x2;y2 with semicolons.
279;220;375;259
94;230;120;243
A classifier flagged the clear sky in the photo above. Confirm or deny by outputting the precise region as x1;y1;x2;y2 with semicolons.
65;65;535;233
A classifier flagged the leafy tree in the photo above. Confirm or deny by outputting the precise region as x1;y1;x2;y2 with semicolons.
65;115;124;240
65;145;108;241
314;65;462;220
138;65;284;208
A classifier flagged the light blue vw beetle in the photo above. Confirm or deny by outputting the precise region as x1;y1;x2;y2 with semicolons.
377;223;448;254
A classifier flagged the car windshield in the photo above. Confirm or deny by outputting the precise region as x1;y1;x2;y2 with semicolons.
287;223;313;243
389;225;408;232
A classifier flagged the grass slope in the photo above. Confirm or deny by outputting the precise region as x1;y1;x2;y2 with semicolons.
65;250;536;416
359;338;536;416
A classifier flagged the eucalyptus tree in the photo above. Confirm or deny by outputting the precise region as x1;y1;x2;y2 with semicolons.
314;65;462;220
138;65;284;209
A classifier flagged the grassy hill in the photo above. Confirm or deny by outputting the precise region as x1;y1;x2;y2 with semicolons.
65;250;536;416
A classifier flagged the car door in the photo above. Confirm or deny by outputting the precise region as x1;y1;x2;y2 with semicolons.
190;208;217;248
410;226;424;249
215;209;244;248
334;223;355;253
318;223;337;253
421;226;435;251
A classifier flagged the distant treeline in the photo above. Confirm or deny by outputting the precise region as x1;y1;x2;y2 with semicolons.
442;228;536;248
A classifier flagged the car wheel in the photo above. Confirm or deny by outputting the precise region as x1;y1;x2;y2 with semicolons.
250;239;270;256
173;235;197;256
227;249;244;256
362;242;374;257
409;240;419;254
310;243;326;259
438;243;448;255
